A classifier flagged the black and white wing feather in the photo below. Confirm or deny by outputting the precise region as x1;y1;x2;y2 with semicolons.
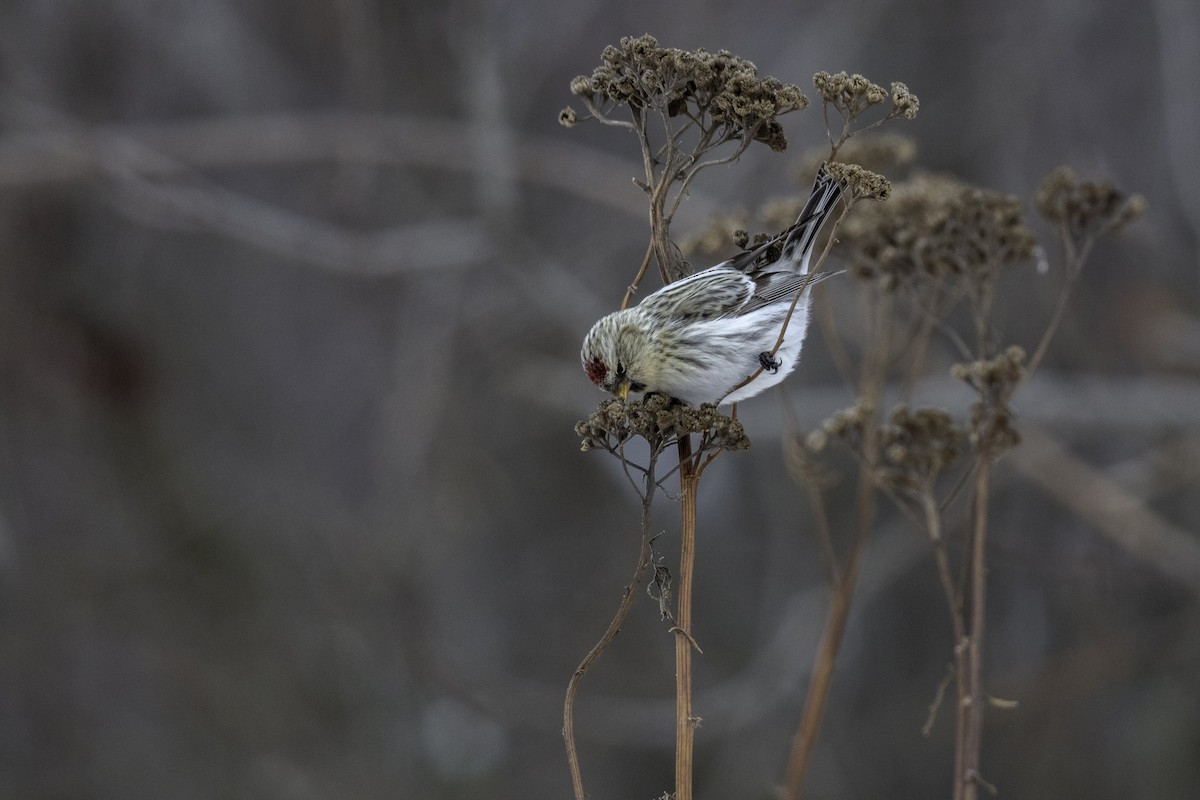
637;267;754;320
711;166;842;280
635;166;842;322
721;166;843;316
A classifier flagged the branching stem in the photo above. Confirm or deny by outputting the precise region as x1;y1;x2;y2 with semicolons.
563;455;659;800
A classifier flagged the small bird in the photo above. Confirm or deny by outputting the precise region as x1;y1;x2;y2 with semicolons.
581;166;845;406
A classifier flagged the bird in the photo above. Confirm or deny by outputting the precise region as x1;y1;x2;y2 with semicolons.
581;166;845;406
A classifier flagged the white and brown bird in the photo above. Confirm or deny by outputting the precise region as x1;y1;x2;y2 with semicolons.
582;166;844;406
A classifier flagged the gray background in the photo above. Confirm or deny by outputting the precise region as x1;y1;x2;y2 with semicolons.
1;1;1197;798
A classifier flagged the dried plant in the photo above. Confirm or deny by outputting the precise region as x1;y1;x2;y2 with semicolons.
786;166;1143;800
672;114;1138;800
562;39;919;800
562;34;809;295
813;70;919;160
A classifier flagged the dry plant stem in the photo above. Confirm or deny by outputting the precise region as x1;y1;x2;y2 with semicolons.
901;307;939;400
668;137;756;220
782;449;877;800
921;490;969;796
920;489;966;648
960;457;992;800
563;458;658;800
782;404;840;587
807;481;840;587
674;434;699;800
1026;230;1094;379
812;288;856;396
621;238;657;310
783;290;889;799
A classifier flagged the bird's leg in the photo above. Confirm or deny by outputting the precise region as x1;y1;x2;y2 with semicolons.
758;351;782;374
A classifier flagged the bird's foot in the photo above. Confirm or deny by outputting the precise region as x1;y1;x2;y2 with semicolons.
758;351;782;374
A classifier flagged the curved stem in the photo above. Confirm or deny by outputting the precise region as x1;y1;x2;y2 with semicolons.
563;456;659;800
783;284;889;799
782;433;878;799
621;237;658;310
1026;228;1096;380
667;133;753;220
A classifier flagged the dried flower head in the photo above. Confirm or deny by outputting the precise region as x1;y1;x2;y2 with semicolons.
890;82;920;119
875;406;963;491
569;75;596;98
572;34;808;151
838;173;1037;292
809;399;875;453
1036;166;1146;238
814;71;920;123
826;161;891;200
967;400;1020;454
575;395;750;454
951;346;1027;392
558;106;578;127
814;71;886;113
952;347;1027;456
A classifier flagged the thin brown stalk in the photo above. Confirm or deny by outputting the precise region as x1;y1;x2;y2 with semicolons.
674;434;700;800
781;445;877;799
807;481;840;588
668;133;755;219
812;287;856;396
920;489;970;798
563;457;658;800
781;402;840;588
959;456;992;800
1025;230;1095;380
922;667;957;737
921;490;965;644
782;287;889;799
900;304;939;400
621;237;657;310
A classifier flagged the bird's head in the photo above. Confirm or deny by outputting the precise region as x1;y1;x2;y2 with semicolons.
581;314;651;401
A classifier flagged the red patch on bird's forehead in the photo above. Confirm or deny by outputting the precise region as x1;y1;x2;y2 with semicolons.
584;356;607;386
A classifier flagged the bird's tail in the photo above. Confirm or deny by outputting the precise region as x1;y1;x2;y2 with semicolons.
779;165;845;275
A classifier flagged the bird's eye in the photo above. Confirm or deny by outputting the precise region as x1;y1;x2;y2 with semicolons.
616;362;626;376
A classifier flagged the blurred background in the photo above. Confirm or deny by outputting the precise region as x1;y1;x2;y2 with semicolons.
1;1;1197;798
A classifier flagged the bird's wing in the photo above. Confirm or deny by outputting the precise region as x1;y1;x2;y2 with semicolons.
639;267;754;320
774;167;843;275
711;165;844;280
737;270;840;315
635;167;844;322
710;230;789;276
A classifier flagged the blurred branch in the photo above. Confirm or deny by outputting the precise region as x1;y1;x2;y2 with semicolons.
0;111;718;218
108;175;490;274
1106;432;1200;499
0;107;727;273
1008;426;1200;592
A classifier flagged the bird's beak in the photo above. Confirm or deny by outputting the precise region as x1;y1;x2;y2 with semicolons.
616;381;631;401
